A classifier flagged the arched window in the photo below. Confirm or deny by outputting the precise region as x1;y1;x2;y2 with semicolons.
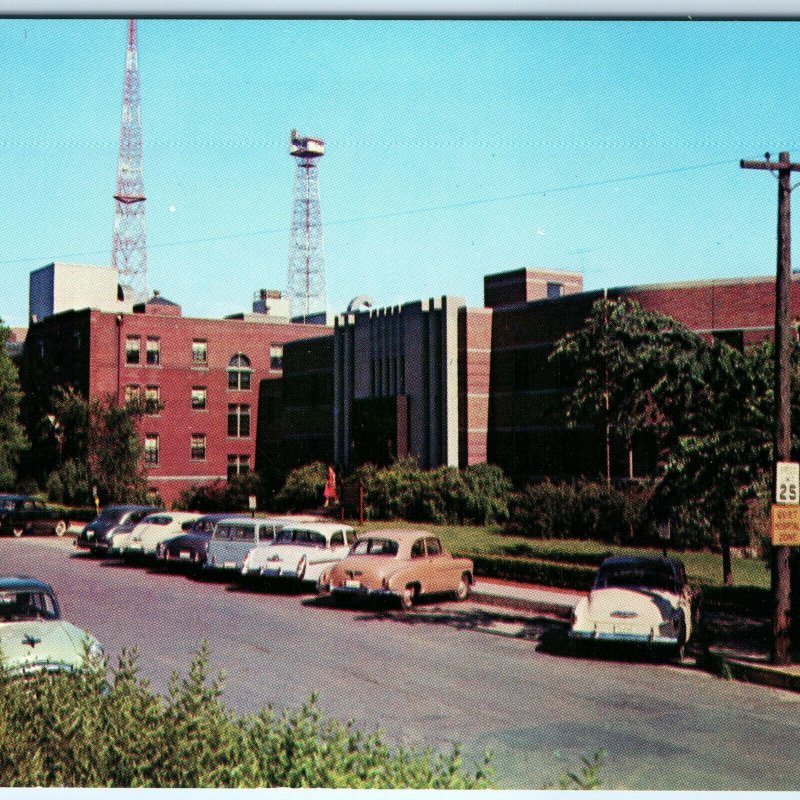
227;353;252;390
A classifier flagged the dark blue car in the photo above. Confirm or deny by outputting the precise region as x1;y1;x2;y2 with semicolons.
156;513;250;569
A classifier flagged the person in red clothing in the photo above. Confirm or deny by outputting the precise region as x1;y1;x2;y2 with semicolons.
323;466;338;507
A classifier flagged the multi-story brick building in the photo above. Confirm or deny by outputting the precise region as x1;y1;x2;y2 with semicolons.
22;292;329;505
268;267;800;487
23;261;800;505
485;270;800;485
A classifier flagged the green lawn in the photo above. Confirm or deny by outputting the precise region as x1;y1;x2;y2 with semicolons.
353;519;770;590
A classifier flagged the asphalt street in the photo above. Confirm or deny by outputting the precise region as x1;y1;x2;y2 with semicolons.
3;535;800;790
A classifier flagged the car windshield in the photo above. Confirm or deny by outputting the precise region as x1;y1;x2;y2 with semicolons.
274;528;327;547
349;538;399;556
596;566;677;592
0;590;59;621
191;518;219;535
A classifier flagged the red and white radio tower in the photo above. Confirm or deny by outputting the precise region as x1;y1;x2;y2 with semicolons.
287;130;327;321
112;19;148;303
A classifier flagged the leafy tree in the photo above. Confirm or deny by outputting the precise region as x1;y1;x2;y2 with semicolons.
88;395;148;504
0;322;28;489
553;299;783;585
553;298;715;470
37;387;147;506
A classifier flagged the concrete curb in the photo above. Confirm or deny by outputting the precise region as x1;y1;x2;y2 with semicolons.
470;588;575;620
701;650;800;693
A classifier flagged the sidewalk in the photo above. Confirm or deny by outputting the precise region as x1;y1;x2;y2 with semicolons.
470;577;800;693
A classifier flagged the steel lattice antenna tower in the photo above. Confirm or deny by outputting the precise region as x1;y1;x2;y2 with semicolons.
112;19;148;303
287;130;327;321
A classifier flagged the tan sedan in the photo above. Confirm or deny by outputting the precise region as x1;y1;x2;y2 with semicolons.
318;529;474;610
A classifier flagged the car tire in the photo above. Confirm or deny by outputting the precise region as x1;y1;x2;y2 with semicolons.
672;616;687;662
454;574;470;602
54;520;67;537
12;526;23;538
400;584;418;611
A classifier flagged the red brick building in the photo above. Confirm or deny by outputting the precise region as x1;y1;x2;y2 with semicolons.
22;295;329;505
486;271;800;484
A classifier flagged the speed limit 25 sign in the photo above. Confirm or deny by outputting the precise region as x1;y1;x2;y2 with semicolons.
776;461;800;505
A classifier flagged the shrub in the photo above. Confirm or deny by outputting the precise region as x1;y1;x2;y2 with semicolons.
0;645;494;789
273;462;328;512
507;480;654;545
174;474;263;513
342;460;511;525
46;471;64;504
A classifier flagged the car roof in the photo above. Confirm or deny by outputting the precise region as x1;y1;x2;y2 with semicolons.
599;555;685;571
355;529;436;542
279;522;354;533
194;512;240;523
216;515;320;526
107;505;162;513
0;576;54;594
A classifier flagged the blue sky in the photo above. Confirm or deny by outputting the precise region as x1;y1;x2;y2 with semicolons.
1;19;799;327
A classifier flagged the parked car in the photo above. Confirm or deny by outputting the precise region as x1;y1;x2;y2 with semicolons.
0;496;69;538
319;529;474;610
0;576;103;676
75;505;163;556
569;556;701;659
120;512;201;559
155;513;242;568
205;515;321;575
241;523;358;585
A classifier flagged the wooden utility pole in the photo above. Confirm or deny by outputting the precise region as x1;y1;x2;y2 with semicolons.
741;151;800;665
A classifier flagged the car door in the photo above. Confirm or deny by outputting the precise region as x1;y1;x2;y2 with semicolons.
20;500;38;535
423;537;451;593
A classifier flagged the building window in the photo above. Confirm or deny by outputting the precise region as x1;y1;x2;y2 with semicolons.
270;346;283;371
191;387;207;410
227;454;250;480
125;336;140;365
192;339;208;366
144;434;159;466
228;404;251;438
145;385;160;415
124;384;140;407
546;282;564;300
146;337;161;366
227;353;252;390
191;434;207;461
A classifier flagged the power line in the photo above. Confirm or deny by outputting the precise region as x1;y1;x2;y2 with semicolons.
0;157;734;268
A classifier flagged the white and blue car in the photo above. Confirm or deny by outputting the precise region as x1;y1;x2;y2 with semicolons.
241;523;357;585
569;556;700;660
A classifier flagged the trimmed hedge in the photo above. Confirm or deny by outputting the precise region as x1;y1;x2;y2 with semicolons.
458;552;597;591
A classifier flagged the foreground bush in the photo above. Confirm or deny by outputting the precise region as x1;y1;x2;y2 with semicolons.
0;644;493;788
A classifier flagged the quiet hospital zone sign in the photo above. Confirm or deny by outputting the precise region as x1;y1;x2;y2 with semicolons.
773;462;800;545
